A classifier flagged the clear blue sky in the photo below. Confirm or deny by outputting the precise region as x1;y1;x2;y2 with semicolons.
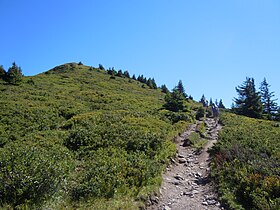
1;0;280;107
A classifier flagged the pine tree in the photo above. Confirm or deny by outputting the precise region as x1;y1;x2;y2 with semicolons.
175;80;187;98
209;98;213;106
161;84;169;93
117;70;123;77
132;74;136;80
218;99;225;109
200;94;208;107
234;77;263;118
123;71;130;78
260;78;278;120
0;65;6;80
6;62;23;85
163;89;185;112
98;64;105;70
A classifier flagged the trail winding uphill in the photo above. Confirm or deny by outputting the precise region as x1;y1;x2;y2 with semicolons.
146;118;223;210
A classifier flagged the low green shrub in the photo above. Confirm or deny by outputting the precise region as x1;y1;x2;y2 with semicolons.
0;141;72;208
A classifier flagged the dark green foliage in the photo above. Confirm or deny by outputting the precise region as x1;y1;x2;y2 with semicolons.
6;62;23;85
233;77;263;119
209;98;213;106
0;141;72;208
132;74;136;80
211;113;280;210
117;70;123;77
163;89;185;112
260;78;278;120
123;70;130;78
218;99;225;109
161;84;169;93
0;63;194;208
0;65;6;80
200;94;208;107
196;107;205;120
78;61;83;65
175;80;187;98
107;68;117;76
98;64;105;70
147;78;157;89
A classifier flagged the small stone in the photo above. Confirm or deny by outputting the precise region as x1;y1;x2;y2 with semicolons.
174;174;184;180
206;198;217;205
172;181;181;185
192;190;199;194
202;201;208;206
178;154;185;158
178;158;187;163
196;172;202;177
183;191;193;196
164;205;171;210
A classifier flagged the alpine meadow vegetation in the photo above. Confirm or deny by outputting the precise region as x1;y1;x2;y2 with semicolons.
210;112;280;210
0;62;198;209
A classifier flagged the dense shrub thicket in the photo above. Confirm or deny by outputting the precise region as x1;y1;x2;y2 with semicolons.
0;63;196;209
210;112;280;210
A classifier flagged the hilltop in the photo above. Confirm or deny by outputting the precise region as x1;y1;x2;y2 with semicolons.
0;63;198;209
0;63;279;210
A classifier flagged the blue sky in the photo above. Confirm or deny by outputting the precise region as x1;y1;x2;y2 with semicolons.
1;0;280;107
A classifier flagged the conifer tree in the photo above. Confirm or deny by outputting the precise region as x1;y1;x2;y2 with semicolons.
163;89;185;112
218;99;225;109
209;98;213;106
6;62;23;85
234;77;263;118
117;70;123;77
260;78;278;120
123;71;130;78
200;94;206;103
0;65;6;80
175;80;187;98
161;84;169;93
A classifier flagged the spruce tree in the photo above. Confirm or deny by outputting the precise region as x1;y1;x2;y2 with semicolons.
218;99;226;109
234;77;263;118
161;84;169;93
163;89;185;112
123;71;130;78
200;94;208;107
175;80;187;98
6;62;23;85
260;78;278;120
0;65;6;80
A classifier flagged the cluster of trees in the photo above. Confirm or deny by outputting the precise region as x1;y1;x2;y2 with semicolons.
163;80;189;112
232;77;280;120
0;62;23;85
199;94;225;109
101;64;158;89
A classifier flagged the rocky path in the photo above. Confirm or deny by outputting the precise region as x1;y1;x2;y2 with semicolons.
146;118;223;210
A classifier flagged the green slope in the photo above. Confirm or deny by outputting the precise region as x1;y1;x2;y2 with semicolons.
0;63;196;209
210;112;280;210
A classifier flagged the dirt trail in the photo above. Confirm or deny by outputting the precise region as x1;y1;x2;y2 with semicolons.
146;118;223;210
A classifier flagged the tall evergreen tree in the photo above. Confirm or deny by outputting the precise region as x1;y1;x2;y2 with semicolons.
260;78;278;120
163;89;185;112
218;99;226;109
161;84;169;93
234;77;263;118
123;70;130;78
209;98;213;106
0;65;6;80
6;62;23;85
175;80;187;98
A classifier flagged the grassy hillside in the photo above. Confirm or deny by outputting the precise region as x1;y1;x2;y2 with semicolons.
210;112;280;210
0;63;197;209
